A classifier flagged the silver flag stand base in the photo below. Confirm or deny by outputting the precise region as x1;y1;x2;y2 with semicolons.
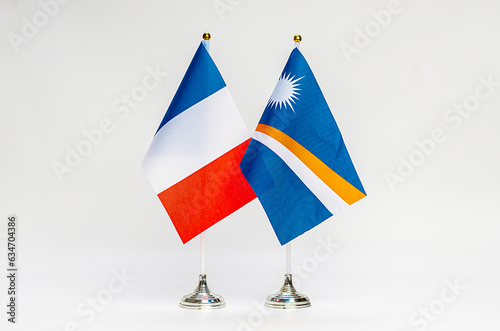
179;274;226;309
265;273;311;309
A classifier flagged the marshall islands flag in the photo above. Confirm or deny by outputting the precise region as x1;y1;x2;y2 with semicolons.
142;41;256;244
240;46;366;245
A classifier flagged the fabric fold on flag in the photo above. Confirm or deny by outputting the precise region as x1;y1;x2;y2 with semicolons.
142;42;256;244
240;47;366;245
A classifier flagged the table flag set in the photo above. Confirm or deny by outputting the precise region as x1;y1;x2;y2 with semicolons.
141;33;366;309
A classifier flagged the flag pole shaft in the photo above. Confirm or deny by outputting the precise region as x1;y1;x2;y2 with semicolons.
200;232;206;274
286;242;291;274
285;35;300;276
199;32;211;276
284;35;300;275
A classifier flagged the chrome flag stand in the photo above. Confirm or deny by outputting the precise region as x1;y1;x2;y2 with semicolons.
178;33;225;310
265;241;311;309
179;232;225;309
179;274;225;309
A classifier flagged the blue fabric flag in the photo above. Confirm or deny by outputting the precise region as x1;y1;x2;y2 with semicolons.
240;47;366;245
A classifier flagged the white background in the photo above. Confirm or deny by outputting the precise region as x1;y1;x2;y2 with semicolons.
1;0;500;330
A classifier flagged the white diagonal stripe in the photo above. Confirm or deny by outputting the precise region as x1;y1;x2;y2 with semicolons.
142;87;249;193
253;131;348;215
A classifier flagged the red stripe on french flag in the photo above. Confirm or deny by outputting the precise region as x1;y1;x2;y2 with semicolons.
157;139;256;244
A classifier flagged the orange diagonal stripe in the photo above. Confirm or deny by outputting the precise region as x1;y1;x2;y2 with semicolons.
256;124;366;205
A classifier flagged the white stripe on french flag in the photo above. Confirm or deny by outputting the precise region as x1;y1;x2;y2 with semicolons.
142;87;249;193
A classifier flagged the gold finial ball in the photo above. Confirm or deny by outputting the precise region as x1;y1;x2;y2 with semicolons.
202;32;211;40
293;35;302;42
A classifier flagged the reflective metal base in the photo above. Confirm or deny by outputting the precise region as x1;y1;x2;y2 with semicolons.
265;274;311;309
179;274;226;309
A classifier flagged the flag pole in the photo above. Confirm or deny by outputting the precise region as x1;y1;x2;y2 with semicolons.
200;232;205;275
199;32;210;276
179;32;226;310
285;32;300;278
264;34;311;310
285;242;291;274
200;32;209;277
284;34;300;277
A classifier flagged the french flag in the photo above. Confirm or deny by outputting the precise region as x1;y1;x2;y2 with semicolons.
142;42;256;244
